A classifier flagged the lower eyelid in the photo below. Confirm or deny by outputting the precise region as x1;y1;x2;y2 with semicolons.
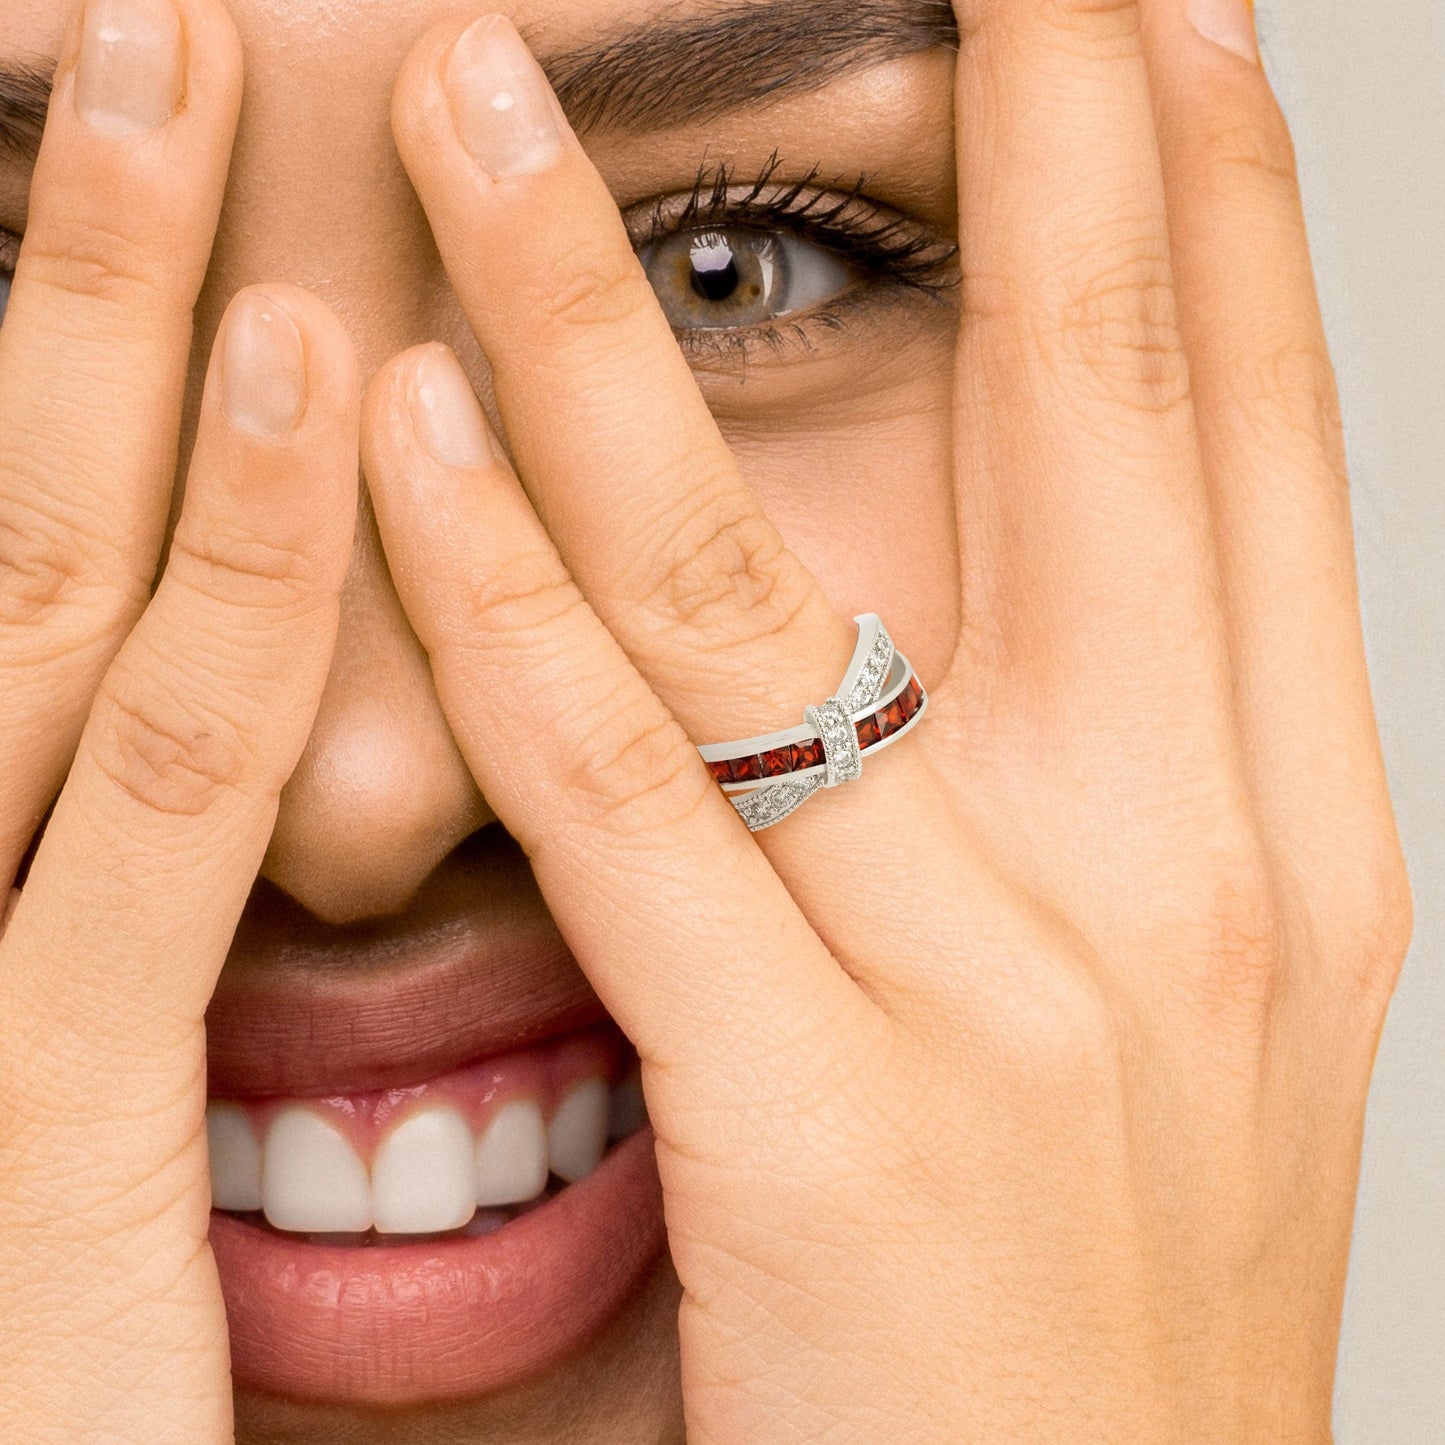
674;279;947;369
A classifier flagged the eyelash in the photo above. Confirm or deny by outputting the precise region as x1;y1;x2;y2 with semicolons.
627;152;960;361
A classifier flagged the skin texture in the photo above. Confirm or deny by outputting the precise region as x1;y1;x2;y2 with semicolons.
0;0;1411;1442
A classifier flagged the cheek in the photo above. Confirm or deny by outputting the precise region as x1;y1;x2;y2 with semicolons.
724;367;960;688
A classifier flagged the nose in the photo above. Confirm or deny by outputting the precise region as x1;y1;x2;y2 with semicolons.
181;5;502;925
260;502;494;925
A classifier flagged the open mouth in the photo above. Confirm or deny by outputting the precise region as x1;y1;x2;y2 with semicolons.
204;829;667;1407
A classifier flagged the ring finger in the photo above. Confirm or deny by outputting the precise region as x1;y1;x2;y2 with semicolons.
363;341;1046;1085
362;342;871;1081
384;14;976;966
395;18;965;825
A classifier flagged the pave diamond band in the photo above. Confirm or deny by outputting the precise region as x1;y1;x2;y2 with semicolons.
733;773;823;832
840;623;895;715
698;614;928;831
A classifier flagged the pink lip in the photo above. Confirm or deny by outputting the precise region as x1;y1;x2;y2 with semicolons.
206;832;607;1098
211;1128;664;1405
206;831;668;1405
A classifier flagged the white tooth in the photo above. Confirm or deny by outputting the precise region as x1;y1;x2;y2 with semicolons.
606;1073;649;1143
205;1102;262;1211
548;1077;609;1183
475;1098;549;1207
372;1106;476;1235
261;1108;372;1233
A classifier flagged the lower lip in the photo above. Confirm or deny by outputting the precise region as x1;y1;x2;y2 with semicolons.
210;1126;666;1405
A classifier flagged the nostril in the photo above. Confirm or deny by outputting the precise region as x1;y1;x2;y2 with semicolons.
261;792;492;927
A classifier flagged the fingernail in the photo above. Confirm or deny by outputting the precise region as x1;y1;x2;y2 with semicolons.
408;345;500;468
222;293;308;438
75;0;184;135
445;15;564;178
1187;0;1259;64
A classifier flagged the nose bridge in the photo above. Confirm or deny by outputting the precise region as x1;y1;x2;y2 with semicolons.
199;0;441;352
199;15;495;925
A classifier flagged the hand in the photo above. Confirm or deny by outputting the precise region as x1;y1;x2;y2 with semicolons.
366;8;1411;1440
0;2;358;1438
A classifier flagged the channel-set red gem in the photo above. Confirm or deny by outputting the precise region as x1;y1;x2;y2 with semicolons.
708;674;925;788
791;737;826;771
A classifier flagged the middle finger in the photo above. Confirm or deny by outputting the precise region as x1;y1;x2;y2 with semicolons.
0;0;243;880
948;0;1249;932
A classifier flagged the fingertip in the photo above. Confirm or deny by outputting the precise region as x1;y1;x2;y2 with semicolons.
178;0;245;121
56;0;246;141
254;282;361;397
219;289;308;438
360;343;439;484
367;342;504;468
214;283;361;439
406;343;503;471
362;341;437;422
389;14;473;164
186;284;359;580
363;344;509;560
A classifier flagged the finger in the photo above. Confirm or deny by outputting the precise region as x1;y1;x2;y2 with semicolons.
0;286;358;1133
1141;1;1407;941
387;16;969;995
0;0;242;880
388;19;874;793
362;344;872;1082
948;0;1234;738
389;18;1058;1034
947;0;1252;941
0;284;356;1444
368;349;1102;1133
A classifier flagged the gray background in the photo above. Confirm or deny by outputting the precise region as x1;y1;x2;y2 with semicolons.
1261;1;1444;1438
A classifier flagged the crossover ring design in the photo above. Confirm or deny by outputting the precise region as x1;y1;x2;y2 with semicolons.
696;615;928;832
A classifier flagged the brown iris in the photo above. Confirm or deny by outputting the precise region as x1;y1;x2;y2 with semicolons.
641;227;784;329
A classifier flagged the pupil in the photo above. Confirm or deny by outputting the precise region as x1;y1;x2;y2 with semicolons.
690;235;743;303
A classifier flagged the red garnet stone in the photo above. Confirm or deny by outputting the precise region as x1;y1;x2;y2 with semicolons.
792;737;825;771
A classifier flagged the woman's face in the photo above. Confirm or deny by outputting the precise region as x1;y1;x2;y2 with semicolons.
1;0;960;1437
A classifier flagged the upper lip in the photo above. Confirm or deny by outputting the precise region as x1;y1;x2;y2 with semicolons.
204;828;606;1098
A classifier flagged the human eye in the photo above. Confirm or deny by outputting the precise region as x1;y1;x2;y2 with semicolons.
626;156;958;365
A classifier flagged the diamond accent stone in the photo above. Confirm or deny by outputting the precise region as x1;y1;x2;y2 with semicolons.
806;699;863;788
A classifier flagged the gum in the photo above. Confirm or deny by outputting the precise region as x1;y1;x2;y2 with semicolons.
213;1023;633;1164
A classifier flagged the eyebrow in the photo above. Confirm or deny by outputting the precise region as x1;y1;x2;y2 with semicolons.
0;58;53;162
0;0;959;163
543;0;959;133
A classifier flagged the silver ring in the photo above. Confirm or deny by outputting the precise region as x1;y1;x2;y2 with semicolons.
697;615;928;832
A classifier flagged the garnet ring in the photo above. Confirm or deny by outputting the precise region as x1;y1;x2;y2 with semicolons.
697;614;928;832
